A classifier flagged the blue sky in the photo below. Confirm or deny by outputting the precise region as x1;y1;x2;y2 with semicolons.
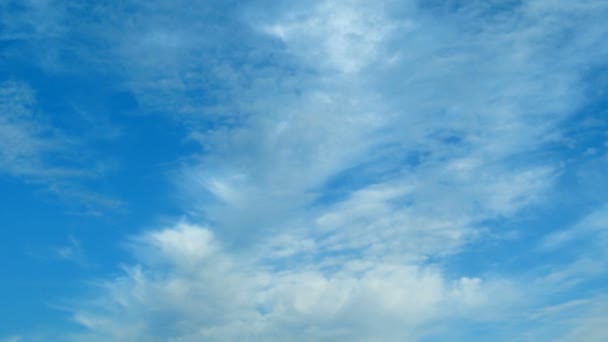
1;0;608;341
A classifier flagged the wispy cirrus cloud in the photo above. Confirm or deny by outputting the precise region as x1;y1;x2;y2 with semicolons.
0;80;122;211
0;81;62;178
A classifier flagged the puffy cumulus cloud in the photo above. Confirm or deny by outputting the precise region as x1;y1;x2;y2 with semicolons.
71;222;516;342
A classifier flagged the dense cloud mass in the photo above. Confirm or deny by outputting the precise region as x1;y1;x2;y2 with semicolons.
71;223;510;341
1;0;608;341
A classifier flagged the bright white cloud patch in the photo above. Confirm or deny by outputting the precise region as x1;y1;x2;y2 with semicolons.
263;0;407;74
72;223;515;341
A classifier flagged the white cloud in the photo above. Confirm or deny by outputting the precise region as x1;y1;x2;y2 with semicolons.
71;223;515;342
262;0;410;74
533;204;608;294
557;305;608;342
0;81;55;176
0;80;122;211
54;235;89;268
516;298;608;342
541;204;608;251
63;0;607;339
4;0;607;340
160;0;602;250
